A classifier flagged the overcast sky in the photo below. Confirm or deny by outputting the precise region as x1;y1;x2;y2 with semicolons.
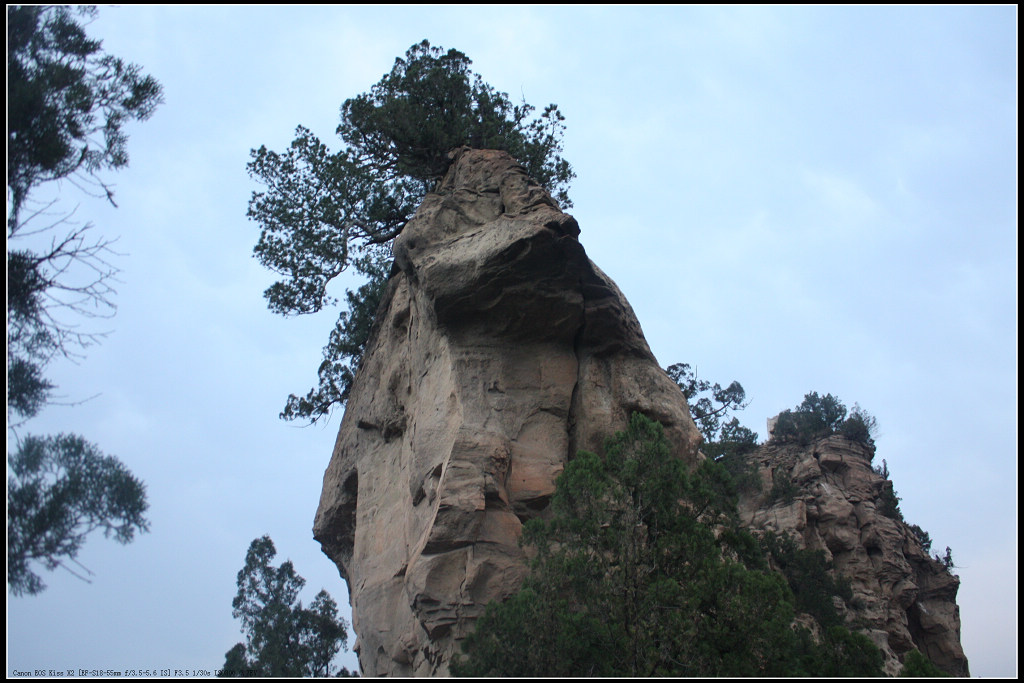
7;5;1016;678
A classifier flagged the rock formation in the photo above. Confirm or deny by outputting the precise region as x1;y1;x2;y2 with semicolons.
313;148;702;676
312;148;968;677
738;435;969;676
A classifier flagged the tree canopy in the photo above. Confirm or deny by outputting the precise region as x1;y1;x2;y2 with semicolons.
7;433;149;595
900;649;951;677
6;5;160;595
7;5;163;226
453;413;884;677
666;362;760;493
666;362;750;444
220;536;352;677
247;39;574;423
771;391;878;449
7;4;164;423
278;247;391;422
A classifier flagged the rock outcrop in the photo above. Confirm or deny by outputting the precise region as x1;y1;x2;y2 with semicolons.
313;148;702;676
738;435;969;676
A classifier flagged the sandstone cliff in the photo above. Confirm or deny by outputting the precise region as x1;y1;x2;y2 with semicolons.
738;435;969;676
312;148;967;677
313;148;702;676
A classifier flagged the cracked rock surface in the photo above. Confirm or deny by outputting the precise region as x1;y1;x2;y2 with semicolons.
739;436;970;676
313;149;701;676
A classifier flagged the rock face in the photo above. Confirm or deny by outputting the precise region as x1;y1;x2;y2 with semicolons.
313;148;701;676
738;435;969;676
312;148;968;677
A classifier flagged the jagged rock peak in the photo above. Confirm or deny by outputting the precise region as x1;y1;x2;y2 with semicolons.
739;435;969;677
313;148;701;676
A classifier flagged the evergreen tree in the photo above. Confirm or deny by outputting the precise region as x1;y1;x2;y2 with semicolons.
7;434;149;595
278;247;390;422
7;6;160;594
771;392;878;449
666;362;749;443
247;40;574;423
453;414;884;677
221;536;352;677
7;5;163;226
666;363;761;493
899;649;951;677
7;5;163;391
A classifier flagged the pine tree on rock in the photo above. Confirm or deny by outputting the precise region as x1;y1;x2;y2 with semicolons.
247;40;574;423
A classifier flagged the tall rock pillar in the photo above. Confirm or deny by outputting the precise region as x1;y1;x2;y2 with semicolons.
313;148;701;676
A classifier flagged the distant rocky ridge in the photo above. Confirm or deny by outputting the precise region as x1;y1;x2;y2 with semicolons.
312;148;967;676
738;435;969;676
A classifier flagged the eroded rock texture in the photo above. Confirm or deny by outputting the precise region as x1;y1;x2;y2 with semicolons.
739;435;969;676
313;148;701;676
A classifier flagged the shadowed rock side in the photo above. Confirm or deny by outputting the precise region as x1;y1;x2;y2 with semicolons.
738;435;969;677
313;148;702;676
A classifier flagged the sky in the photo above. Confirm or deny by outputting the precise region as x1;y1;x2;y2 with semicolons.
6;5;1017;678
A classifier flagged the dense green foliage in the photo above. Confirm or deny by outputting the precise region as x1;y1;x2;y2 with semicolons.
7;4;163;420
6;5;159;595
841;403;879;444
220;536;352;677
879;483;904;521
7;433;150;595
7;5;163;225
704;416;762;495
771;392;877;449
762;532;854;628
248;40;574;423
899;649;951;677
453;414;884;677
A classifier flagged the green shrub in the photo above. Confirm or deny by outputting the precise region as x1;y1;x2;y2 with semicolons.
454;414;884;678
899;649;950;677
769;470;799;504
771;394;877;449
877;481;904;521
762;532;853;628
909;524;933;554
